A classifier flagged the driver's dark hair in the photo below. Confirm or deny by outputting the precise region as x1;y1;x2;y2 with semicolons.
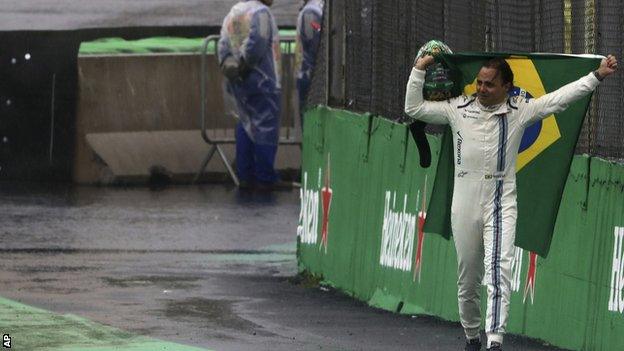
482;57;514;87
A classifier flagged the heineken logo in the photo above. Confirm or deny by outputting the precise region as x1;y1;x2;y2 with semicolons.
511;246;523;293
413;178;428;283
523;251;538;305
297;170;321;245
609;226;624;313
510;246;538;305
297;154;333;252
380;191;417;271
319;155;333;253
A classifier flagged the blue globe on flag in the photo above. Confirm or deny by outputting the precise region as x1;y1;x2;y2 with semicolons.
509;87;542;153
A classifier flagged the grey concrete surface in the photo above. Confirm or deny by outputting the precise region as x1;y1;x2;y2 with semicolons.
0;0;300;30
0;183;568;350
73;52;301;184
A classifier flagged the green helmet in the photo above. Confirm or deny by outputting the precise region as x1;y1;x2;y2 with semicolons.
417;40;454;101
416;39;452;59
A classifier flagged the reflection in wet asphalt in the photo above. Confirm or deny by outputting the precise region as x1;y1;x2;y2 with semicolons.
0;183;303;350
0;183;568;351
0;183;299;252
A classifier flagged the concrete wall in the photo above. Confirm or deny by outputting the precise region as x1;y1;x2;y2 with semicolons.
74;52;301;184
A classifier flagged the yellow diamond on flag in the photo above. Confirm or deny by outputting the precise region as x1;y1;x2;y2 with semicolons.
463;58;561;172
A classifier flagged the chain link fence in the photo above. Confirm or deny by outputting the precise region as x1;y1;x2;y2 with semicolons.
307;0;624;161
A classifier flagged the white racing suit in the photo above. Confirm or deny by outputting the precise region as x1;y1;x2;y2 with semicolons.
404;67;601;346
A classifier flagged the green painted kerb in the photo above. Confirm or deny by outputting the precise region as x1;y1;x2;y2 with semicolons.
297;106;624;351
0;296;210;351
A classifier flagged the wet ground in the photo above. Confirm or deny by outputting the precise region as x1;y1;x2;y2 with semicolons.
0;183;567;350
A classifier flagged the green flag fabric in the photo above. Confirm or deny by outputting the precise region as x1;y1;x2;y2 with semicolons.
422;53;602;257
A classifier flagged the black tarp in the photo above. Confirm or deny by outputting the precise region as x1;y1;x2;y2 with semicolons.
0;27;217;181
0;31;79;181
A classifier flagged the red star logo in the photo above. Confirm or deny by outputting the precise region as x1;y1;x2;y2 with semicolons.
523;251;538;304
413;176;428;283
320;154;332;254
310;21;321;32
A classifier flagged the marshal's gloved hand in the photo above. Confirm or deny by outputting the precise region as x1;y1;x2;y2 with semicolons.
237;56;252;80
221;56;240;81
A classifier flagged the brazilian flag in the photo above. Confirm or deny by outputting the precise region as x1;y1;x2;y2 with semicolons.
423;53;602;257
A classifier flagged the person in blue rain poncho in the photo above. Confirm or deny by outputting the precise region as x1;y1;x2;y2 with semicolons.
295;0;323;127
218;0;281;188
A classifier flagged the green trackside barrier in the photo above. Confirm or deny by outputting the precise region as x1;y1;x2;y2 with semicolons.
79;29;297;55
297;106;624;351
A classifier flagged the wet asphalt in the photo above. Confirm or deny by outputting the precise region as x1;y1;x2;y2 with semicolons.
0;1;575;348
0;183;568;351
